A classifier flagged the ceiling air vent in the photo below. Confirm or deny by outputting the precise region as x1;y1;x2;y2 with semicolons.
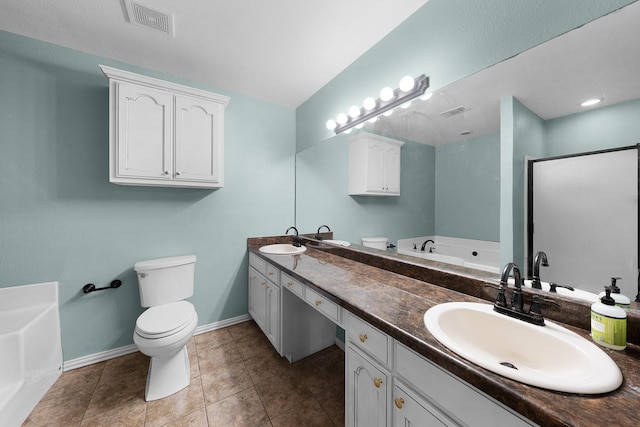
124;1;174;36
439;105;470;118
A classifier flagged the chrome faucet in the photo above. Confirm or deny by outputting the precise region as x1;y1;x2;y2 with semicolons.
315;225;331;240
531;251;549;289
494;262;548;326
285;226;302;247
420;239;435;252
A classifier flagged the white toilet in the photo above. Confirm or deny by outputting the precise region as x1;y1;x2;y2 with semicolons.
133;255;198;401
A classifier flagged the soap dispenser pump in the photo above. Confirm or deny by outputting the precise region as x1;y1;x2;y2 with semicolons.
591;286;627;350
598;278;631;310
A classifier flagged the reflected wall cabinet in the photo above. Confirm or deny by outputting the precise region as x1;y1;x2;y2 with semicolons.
348;132;405;196
100;65;229;189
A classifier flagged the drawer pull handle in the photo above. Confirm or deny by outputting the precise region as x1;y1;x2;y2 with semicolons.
395;398;404;409
315;300;322;306
268;271;273;276
359;334;367;343
287;282;293;287
373;378;383;388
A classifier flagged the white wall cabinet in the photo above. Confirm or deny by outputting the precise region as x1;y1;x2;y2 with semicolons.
349;132;405;196
101;65;229;189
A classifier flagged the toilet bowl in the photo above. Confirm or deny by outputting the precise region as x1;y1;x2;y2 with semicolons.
133;255;197;401
134;301;198;401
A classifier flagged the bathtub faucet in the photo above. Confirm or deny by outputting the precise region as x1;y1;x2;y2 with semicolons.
420;239;435;252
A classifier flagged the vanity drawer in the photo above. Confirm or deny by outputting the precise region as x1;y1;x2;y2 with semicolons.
249;253;267;276
281;272;303;297
266;263;279;285
305;287;340;323
347;313;390;365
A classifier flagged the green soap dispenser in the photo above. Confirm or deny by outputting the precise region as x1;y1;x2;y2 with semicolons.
598;277;631;310
591;286;627;350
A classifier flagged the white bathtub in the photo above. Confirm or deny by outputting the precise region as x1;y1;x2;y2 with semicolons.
0;282;62;427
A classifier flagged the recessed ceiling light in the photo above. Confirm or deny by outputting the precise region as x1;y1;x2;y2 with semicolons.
580;98;602;107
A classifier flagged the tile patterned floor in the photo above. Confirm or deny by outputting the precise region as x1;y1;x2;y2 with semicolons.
23;320;345;426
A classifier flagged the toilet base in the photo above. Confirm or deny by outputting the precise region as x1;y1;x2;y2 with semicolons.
144;346;190;401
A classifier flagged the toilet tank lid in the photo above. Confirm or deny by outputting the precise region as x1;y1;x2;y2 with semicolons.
134;255;196;271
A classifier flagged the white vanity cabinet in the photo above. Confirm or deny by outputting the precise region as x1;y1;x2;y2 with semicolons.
100;65;229;189
346;313;536;427
346;313;392;427
347;346;390;427
394;342;536;427
248;254;281;353
348;132;404;196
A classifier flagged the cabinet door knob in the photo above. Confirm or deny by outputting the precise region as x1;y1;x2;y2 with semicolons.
315;300;322;306
268;271;273;276
176;171;182;176
373;378;383;388
359;334;367;343
287;282;293;287
395;398;404;409
164;170;170;175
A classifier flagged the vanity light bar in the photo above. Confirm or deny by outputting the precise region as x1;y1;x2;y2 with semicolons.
331;74;429;134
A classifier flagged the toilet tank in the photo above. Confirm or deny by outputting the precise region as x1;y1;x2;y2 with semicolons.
134;255;196;307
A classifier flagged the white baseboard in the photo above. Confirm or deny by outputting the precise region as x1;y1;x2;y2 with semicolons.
62;314;252;372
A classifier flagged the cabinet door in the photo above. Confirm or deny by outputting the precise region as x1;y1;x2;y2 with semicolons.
116;82;173;179
383;144;401;194
365;141;386;193
346;347;387;427
248;267;267;332
174;95;224;185
266;283;280;352
393;383;455;427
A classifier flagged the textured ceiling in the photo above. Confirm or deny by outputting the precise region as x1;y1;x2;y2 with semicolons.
0;0;428;107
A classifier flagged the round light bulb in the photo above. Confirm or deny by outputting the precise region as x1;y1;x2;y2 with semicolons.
349;106;361;118
336;113;348;125
420;92;433;101
399;75;415;92
326;119;337;130
383;109;394;117
401;101;412;109
380;87;394;102
355;123;364;129
344;128;352;134
363;97;376;110
368;117;378;123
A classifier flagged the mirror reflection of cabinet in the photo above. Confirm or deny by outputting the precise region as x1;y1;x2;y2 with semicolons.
348;132;405;196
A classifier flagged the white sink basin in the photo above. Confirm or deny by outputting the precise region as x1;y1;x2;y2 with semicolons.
424;302;622;394
259;244;306;255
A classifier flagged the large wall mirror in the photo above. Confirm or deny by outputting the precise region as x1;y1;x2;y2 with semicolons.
295;2;640;303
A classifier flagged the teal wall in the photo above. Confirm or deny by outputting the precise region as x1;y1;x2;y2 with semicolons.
435;133;500;241
296;0;635;152
546;99;640;157
0;31;295;361
499;98;546;267
295;134;435;244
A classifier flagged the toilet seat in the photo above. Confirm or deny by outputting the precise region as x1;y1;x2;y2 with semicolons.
135;301;196;339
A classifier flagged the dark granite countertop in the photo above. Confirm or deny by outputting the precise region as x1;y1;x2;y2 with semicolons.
248;237;640;427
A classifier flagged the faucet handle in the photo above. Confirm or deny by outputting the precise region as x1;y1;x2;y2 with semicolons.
495;286;508;308
528;295;560;319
